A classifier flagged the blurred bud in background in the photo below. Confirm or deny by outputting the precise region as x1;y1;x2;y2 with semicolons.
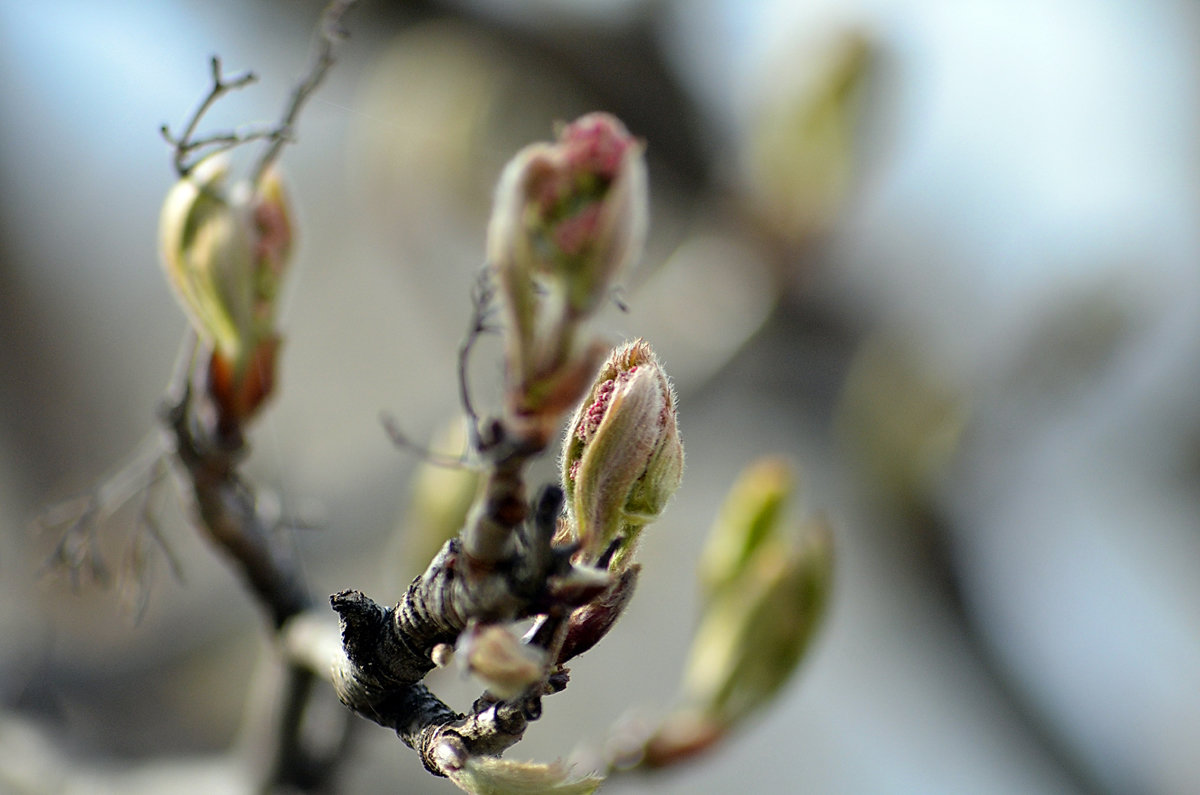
696;456;793;596
560;340;683;568
159;155;255;367
682;523;831;726
739;26;872;247
643;457;830;767
159;156;295;424
835;335;967;518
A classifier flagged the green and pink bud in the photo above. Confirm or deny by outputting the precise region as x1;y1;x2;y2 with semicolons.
560;340;683;568
487;113;648;386
159;156;255;368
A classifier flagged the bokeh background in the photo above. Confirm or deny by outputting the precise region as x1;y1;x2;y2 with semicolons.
2;0;1200;792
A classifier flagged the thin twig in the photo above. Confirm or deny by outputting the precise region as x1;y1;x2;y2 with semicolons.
251;0;360;185
37;433;170;591
162;0;358;182
457;266;500;449
380;412;475;469
161;56;259;177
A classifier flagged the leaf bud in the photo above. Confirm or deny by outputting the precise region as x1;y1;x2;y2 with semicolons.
489;112;646;315
682;521;832;728
697;456;793;598
448;754;603;795
160;157;296;423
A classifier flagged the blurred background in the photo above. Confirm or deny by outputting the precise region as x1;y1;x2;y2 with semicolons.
2;0;1200;792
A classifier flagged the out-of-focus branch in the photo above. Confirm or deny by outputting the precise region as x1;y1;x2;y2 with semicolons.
160;0;359;181
162;378;310;628
253;0;360;184
152;4;363;789
160;56;262;177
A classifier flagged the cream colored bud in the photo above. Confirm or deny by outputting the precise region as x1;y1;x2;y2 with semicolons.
160;157;296;383
561;340;683;566
448;755;603;795
159;156;255;366
458;623;546;701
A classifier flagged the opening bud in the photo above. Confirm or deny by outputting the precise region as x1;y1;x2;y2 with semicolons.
560;340;683;567
448;755;603;795
159;157;295;423
487;113;648;384
159;155;255;367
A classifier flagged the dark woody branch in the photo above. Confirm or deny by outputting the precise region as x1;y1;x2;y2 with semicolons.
328;487;608;745
405;674;568;777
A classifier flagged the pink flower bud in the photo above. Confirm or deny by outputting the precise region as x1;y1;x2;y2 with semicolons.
487;113;649;361
560;340;683;566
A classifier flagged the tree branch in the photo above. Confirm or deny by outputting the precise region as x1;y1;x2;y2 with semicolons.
162;379;310;628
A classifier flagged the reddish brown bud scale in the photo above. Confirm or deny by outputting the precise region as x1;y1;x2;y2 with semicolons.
207;335;280;427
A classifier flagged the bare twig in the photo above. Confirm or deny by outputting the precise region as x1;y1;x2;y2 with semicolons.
120;454;178;621
37;434;172;596
458;266;501;448
161;0;358;182
160;56;261;177
380;265;498;469
380;412;475;470
251;0;360;184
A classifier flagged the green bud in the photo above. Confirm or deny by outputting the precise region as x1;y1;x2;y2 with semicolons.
697;457;793;598
682;524;831;728
743;27;871;243
560;340;683;567
161;158;295;424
